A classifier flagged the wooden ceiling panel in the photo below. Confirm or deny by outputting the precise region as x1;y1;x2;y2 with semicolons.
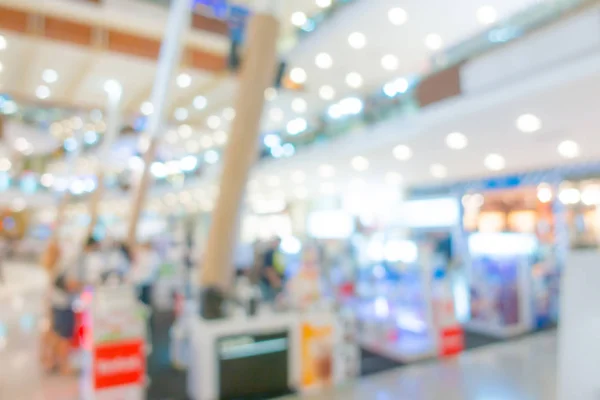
107;31;161;60
44;17;93;46
0;6;28;33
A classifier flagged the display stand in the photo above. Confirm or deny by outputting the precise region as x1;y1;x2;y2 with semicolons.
558;250;600;400
80;285;148;400
463;233;535;338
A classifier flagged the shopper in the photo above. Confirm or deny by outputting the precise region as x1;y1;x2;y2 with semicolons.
132;242;159;307
260;237;285;301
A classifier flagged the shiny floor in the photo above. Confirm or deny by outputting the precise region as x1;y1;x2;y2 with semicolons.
289;331;557;400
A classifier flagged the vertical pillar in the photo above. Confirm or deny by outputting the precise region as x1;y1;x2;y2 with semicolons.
87;80;122;237
126;0;193;248
199;2;280;300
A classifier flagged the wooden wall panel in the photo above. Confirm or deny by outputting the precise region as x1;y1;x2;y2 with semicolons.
191;13;229;36
416;64;463;108
188;48;228;73
107;31;161;60
44;17;93;46
0;7;28;33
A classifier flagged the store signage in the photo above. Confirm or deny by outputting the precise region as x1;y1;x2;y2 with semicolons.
93;339;145;390
300;322;334;389
439;326;464;357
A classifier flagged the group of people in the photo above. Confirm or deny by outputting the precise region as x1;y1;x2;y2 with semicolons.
39;236;159;374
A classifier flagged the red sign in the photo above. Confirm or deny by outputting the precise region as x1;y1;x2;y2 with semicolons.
439;326;464;357
93;339;145;390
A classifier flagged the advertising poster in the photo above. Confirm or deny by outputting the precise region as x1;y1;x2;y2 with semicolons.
300;322;334;390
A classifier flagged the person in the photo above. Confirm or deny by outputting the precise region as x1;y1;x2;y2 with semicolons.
261;237;285;301
131;242;159;307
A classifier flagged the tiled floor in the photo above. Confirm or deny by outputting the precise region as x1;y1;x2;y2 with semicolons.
287;331;557;400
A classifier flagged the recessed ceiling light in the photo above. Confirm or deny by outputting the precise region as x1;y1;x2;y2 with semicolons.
348;32;366;49
223;107;236;121
0;35;7;51
269;107;284;122
339;97;363;115
264;133;281;148
319;85;335;101
430;163;448;178
289;67;307;84
557;140;580;159
291;170;306;184
385;171;403;186
42;69;58;84
207;115;221;129
484;153;506;171
291;11;308;27
140;101;154;116
516;113;542;133
351;156;369;171
425;33;443;50
178;124;193;138
446;132;468;150
291;98;308;113
213;130;228;145
174;107;189;121
177;73;192;88
286;118;307;135
393;144;412;161
383;77;409;97
381;54;399;71
36;85;50;100
264;87;278;101
103;79;122;96
559;188;581;205
477;5;498;25
346;72;363;88
193;95;207;110
316;0;332;8
315;52;333;69
319;164;335;178
388;8;408;26
201;135;214;149
204;150;219;164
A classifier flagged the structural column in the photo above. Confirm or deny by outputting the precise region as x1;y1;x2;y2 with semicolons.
199;2;280;300
126;0;193;248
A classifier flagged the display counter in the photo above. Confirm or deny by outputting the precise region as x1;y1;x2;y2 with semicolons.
187;308;359;400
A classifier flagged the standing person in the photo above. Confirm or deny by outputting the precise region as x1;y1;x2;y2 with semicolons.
261;237;285;301
132;242;159;307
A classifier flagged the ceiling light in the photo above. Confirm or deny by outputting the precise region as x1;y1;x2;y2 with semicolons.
186;140;201;153
582;185;600;206
346;72;363;88
40;173;54;187
0;158;11;172
177;73;192;88
180;155;198;172
295;186;308;199
290;67;307;84
178;124;193;138
516;113;542;133
201;135;214;149
269;107;284;122
484;153;506;171
388;8;408;26
103;79;122;96
36;85;51;100
174;107;189;121
559;188;581;205
151;162;167;178
223;107;236;121
286;118;307;135
166;129;179;144
267;175;280;187
385;171;403;186
193;95;207;110
537;184;553;203
477;5;498;25
71;116;83;130
348;32;366;49
204;150;219;164
264;133;281;148
425;33;443;50
339;97;363;115
557;140;580;159
291;11;307;27
319;164;335;178
430;163;448;178
381;54;399;71
42;69;58;84
140;101;154;116
0;35;6;51
320;182;336;195
291;98;308;113
316;0;331;8
207;115;221;129
393;144;413;161
213;130;228;145
315;52;333;69
383;77;409;97
291;170;306;184
351;156;369;171
446;132;468;150
264;87;278;101
319;85;335;101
